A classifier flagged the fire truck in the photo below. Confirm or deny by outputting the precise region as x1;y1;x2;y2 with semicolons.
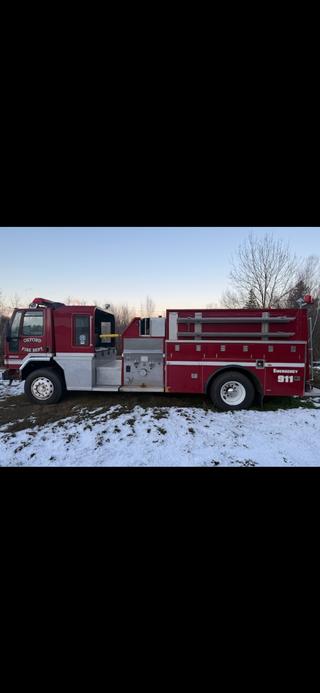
2;297;319;410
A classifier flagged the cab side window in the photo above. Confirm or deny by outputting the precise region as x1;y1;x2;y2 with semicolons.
22;311;44;336
74;315;90;346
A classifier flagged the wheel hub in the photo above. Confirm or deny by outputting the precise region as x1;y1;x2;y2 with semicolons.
220;380;246;406
31;377;54;400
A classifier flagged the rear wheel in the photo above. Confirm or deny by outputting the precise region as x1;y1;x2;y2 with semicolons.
210;370;255;411
24;368;63;405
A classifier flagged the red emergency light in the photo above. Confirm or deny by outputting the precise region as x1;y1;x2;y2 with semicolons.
303;294;313;304
29;298;65;309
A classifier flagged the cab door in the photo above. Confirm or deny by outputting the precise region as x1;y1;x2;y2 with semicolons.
6;309;46;362
19;310;46;358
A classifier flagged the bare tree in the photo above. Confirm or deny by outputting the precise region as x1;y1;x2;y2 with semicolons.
110;303;135;331
140;295;156;317
108;303;136;353
206;301;221;309
296;255;320;297
221;289;245;309
224;233;298;308
9;292;22;309
65;296;87;305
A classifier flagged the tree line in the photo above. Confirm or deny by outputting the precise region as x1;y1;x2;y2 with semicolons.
0;294;157;360
220;234;320;361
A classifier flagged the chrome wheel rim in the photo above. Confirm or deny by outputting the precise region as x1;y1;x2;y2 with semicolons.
31;377;54;401
220;380;246;406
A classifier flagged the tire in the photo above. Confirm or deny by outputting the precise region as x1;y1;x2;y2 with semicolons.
24;368;63;405
210;370;255;411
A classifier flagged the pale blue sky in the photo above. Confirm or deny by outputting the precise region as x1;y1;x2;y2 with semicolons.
1;228;319;313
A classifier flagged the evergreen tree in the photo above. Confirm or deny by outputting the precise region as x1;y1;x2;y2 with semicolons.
245;289;258;309
285;280;310;308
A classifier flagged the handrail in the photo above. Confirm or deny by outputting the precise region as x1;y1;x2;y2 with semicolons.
177;316;296;324
177;331;295;338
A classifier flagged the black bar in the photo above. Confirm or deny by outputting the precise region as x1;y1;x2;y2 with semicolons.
177;331;296;338
177;317;296;324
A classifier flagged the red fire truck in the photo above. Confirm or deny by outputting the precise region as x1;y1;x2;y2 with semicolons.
2;297;319;410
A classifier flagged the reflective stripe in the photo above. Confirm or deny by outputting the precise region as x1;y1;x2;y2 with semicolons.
55;352;95;358
265;363;305;368
19;353;53;371
166;340;306;344
167;361;305;368
5;354;53;367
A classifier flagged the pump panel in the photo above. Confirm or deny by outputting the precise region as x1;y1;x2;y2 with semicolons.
123;338;164;389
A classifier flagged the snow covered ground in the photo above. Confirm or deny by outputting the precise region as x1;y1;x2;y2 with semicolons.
0;375;24;399
1;369;320;466
1;398;320;467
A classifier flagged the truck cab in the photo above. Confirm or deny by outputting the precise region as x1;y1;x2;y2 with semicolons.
5;303;52;366
3;298;121;403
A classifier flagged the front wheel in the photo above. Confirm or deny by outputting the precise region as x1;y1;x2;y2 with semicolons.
24;368;63;405
210;370;255;411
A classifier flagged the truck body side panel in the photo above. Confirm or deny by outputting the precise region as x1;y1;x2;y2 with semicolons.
165;307;308;397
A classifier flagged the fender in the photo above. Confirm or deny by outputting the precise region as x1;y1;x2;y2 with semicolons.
19;353;54;373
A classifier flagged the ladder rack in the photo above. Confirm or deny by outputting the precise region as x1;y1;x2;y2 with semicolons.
177;316;296;324
175;312;297;340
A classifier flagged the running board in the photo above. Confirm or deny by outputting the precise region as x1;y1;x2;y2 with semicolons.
120;387;164;393
91;386;120;392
